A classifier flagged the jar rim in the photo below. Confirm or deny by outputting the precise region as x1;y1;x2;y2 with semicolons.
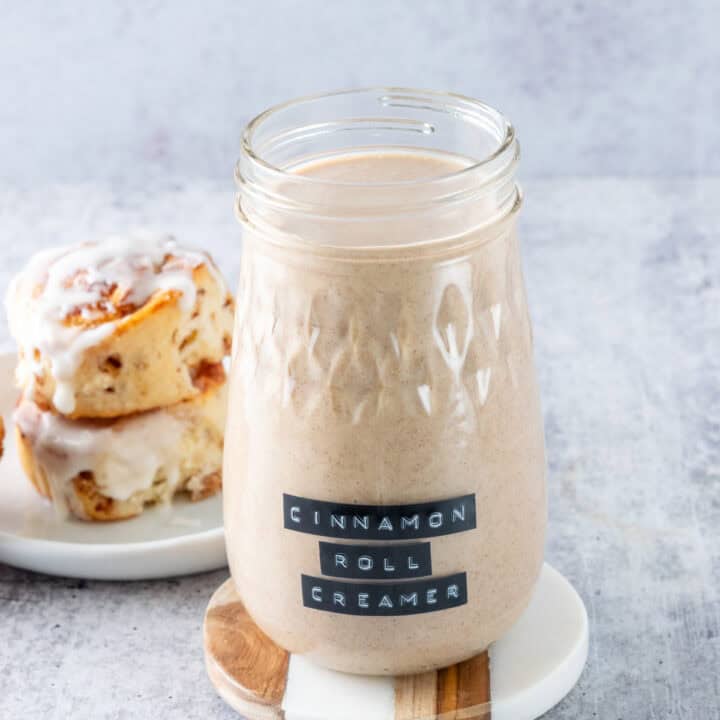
240;87;517;189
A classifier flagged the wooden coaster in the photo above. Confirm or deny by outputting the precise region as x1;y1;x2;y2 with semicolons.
204;563;588;720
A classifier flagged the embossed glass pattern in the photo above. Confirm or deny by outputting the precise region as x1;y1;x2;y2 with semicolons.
224;89;547;676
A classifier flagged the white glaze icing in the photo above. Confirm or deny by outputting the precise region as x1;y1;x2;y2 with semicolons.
14;399;186;507
6;232;215;414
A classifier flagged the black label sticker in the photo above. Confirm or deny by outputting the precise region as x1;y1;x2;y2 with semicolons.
301;573;468;616
283;494;476;540
319;542;432;579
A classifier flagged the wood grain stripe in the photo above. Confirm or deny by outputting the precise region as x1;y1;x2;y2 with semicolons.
205;580;491;719
395;670;438;720
436;651;491;719
205;600;289;706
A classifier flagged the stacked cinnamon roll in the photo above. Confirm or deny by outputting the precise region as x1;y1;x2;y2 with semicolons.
7;232;234;520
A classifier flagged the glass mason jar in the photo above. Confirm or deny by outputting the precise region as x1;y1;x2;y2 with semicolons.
225;88;546;676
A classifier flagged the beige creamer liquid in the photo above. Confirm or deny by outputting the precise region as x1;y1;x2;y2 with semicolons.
224;150;546;675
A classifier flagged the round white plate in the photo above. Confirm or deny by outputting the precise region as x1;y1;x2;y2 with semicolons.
0;352;227;580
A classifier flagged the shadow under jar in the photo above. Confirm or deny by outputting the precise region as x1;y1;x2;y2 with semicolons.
225;88;547;676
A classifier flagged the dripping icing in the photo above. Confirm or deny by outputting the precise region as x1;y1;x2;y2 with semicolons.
6;232;219;414
14;399;186;509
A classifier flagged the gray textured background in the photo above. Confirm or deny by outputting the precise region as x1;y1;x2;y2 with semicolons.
1;2;719;719
2;0;719;185
1;180;718;719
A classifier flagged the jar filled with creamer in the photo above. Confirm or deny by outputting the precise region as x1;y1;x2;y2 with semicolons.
225;88;546;675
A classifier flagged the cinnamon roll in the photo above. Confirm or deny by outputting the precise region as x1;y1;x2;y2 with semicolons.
7;232;234;419
14;361;227;521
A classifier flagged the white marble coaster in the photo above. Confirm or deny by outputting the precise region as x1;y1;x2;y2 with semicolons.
204;563;588;720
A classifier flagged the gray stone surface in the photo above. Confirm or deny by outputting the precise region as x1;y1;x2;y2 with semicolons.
0;178;718;718
1;1;719;185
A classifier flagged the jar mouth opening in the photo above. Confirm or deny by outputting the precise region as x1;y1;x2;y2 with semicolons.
240;87;516;190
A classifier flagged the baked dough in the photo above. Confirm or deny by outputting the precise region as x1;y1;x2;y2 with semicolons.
15;363;227;521
7;233;234;419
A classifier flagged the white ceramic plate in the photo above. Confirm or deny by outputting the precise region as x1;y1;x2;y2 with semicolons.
0;352;227;580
